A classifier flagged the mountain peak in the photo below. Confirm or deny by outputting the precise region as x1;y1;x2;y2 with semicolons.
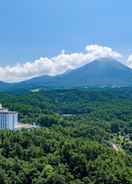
0;58;132;90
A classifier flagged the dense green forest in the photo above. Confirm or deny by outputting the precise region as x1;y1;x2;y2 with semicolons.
0;88;132;183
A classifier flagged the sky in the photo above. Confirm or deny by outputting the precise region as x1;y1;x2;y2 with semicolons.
0;0;132;82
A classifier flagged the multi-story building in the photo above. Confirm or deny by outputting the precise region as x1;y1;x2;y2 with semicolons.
0;104;18;130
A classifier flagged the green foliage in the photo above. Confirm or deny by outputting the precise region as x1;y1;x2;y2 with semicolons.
0;88;131;183
37;113;62;127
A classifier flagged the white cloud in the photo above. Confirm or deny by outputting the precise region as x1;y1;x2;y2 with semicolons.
126;55;132;68
0;44;123;82
85;45;122;59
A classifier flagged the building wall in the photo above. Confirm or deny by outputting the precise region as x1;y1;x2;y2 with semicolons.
0;112;18;130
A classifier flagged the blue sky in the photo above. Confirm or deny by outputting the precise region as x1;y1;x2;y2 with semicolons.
0;0;132;65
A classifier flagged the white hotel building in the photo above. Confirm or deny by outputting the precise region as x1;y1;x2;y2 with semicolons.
0;104;18;130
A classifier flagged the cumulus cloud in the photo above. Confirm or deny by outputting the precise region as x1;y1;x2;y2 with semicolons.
126;55;132;68
0;44;123;82
85;45;122;59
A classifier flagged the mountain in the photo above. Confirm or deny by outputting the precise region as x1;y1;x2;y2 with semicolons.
0;81;12;91
1;58;132;90
16;58;132;89
55;58;132;87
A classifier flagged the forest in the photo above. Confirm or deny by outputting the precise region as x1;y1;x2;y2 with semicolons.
0;87;132;183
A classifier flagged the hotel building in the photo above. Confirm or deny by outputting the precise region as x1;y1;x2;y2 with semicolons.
0;104;18;130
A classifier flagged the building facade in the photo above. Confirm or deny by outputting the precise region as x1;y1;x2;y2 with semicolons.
0;104;18;130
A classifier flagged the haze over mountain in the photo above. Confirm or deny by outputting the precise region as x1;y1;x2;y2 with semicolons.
1;58;132;90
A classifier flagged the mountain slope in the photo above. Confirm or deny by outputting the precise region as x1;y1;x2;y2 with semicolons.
0;81;12;91
17;58;132;88
56;58;132;87
1;58;132;90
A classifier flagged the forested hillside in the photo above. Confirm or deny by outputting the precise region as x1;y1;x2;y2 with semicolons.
0;88;132;183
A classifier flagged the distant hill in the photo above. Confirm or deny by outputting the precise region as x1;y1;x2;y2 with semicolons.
0;81;12;91
1;58;132;90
